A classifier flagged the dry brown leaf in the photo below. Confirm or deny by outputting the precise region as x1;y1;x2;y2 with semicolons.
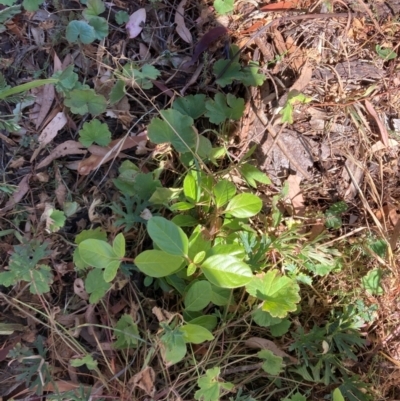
126;8;146;39
245;337;298;363
36;140;87;170
286;174;305;216
9;157;25;169
53;50;63;72
0;174;31;216
29;84;55;129
365;100;389;147
152;306;173;322
175;0;192;44
130;366;156;396
290;62;313;92
74;278;89;301
77;135;146;175
371;138;398;153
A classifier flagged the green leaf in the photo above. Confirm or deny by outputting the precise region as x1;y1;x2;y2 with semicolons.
361;268;383;295
88;16;109;40
66;20;96;44
201;255;253;288
183;172;198;203
75;227;107;244
0;0;18;6
172;214;199;227
252;308;281;327
78;119;111;147
258;349;284;375
122;63;160;89
376;45;397;61
270;319;291;337
193;251;205;264
210;285;231;306
194;367;234;401
213;60;242;87
205;93;245;124
197;135;213;159
103;259;121;282
246;270;300;318
135;250;184;277
280;102;294;124
49;210;66;232
225;193;262;218
188;315;218;332
213;0;234;15
184;281;212;311
113;233;125;258
240;164;271;188
109;79;125;104
367;238;387;258
64;88;107;116
30;265;53;295
173;94;207;119
282;393;308;401
180;324;214;344
148;109;197;153
22;0;42;11
85;268;111;303
213;179;236;208
115;10;129;24
53;65;79;93
241;62;266;86
161;325;187;365
70;354;98;370
147;216;188;256
332;388;345;401
0;5;21;25
78;239;116;269
114;314;140;349
82;0;105;19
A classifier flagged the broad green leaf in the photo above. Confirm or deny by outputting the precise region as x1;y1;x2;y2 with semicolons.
172;214;199;227
210;285;231;306
78;239;116;269
114;314;140;349
161;325;187;365
367;238;387;258
122;63;160;89
115;10;129;24
280;102;294;124
180;324;214;344
213;179;236;208
213;0;234;14
194;367;234;401
22;0;42;11
103;259;121;282
88;16;109;40
225;193;262;218
109;79;125;104
70;354;98;370
147;216;188;256
64;88;107;116
213;60;242;87
53;65;79;93
0;0;18;5
82;0;105;19
75;227;107;244
85;268;111;303
148;109;197;153
205;93;245;125
282;393;307;401
240;164;271;188
332;388;345;401
113;233;125;258
173;94;207;119
252;308;281;327
193;251;205;264
270;319;291;337
188;315;218;332
30;265;53;295
78;119;111;147
49;210;66;232
376;45;397;61
184;281;212;311
201;255;252;288
170;201;195;211
0;5;21;26
241;62;266;86
135;250;184;277
183;172;198;203
197;135;212;159
361;268;383;295
205;244;245;259
188;225;212;259
66;20;96;44
258;349;284;375
246;270;300;318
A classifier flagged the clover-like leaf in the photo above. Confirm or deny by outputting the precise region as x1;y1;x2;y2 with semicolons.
148;109;197;153
114;314;140;349
173;94;207;119
213;0;234;15
64;88;107;116
258;349;284;375
205;93;245;124
88;16;109;40
213;60;242;87
241;62;266;87
78;119;111;147
85;268;111;303
70;354;98;370
246;270;300;318
82;0;105;20
66;20;96;44
361;268;383;295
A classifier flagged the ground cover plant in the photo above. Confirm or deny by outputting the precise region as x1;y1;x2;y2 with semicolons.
0;0;400;400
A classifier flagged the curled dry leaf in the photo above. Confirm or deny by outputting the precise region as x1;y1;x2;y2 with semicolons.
30;83;55;129
126;8;146;39
74;278;89;301
175;0;192;44
36;140;87;170
130;366;156;397
245;336;298;363
0;174;31;216
364;100;389;147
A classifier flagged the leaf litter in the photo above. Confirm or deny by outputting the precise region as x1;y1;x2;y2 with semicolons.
1;0;400;400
